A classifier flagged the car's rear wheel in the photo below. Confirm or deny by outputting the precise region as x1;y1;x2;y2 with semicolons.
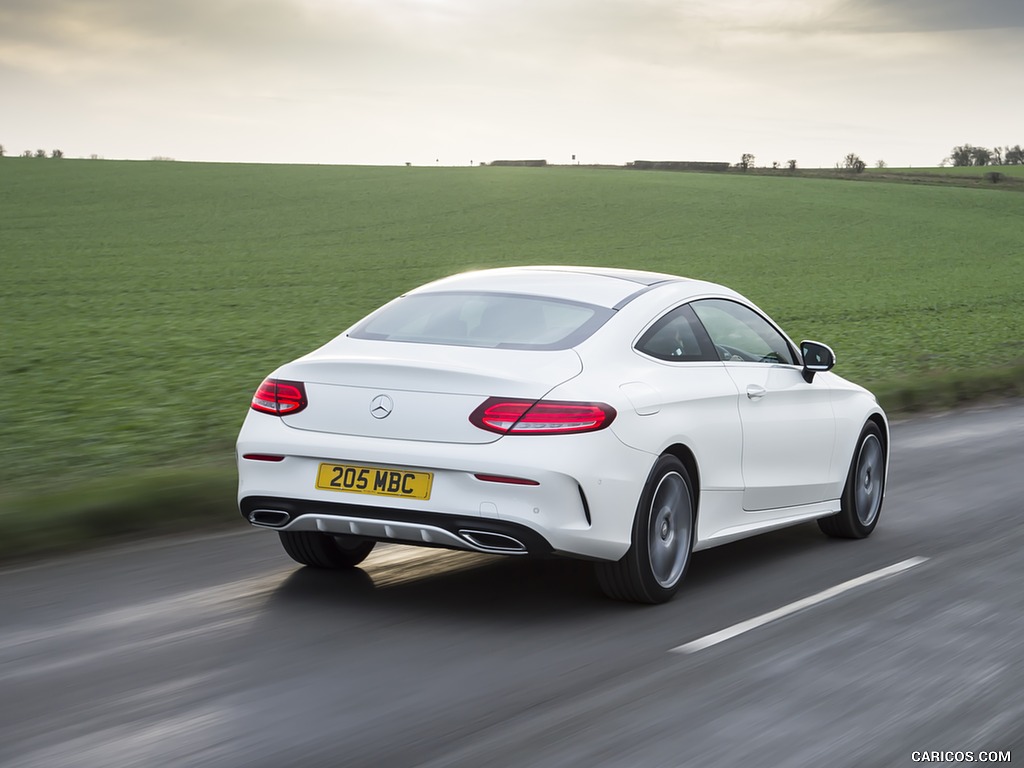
279;530;375;568
818;422;885;539
596;455;694;604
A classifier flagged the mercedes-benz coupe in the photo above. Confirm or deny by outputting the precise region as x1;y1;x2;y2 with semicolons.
237;266;887;603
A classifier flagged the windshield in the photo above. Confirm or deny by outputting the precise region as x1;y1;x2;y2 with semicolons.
349;291;614;350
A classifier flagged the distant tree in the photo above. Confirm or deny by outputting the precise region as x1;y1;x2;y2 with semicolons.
842;153;866;173
970;146;992;166
738;153;755;170
991;146;1004;165
787;159;797;170
21;149;32;158
1005;145;1024;165
875;159;887;169
34;149;46;158
948;144;994;167
949;144;974;166
51;149;64;159
771;161;780;170
0;144;5;158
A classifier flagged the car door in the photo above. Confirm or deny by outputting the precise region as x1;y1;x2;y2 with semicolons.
690;299;836;511
621;302;745;499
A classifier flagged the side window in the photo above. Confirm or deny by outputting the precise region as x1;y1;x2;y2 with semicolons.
636;304;718;362
691;299;796;365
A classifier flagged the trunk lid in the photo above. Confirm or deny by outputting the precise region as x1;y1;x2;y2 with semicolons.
278;338;583;444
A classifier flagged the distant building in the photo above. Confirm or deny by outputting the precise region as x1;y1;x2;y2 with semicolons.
488;159;548;167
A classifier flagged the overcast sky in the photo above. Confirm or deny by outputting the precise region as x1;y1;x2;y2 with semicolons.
2;0;1022;167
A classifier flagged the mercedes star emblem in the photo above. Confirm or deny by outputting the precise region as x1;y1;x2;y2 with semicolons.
370;394;394;419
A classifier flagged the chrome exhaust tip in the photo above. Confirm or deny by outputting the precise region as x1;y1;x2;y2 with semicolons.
458;530;527;553
249;509;291;527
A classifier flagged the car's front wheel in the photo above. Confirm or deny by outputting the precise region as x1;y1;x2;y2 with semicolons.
278;530;375;568
596;455;695;604
818;421;885;539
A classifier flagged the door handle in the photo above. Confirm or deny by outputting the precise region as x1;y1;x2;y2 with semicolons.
746;384;767;400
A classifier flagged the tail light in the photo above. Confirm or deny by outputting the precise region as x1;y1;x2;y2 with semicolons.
470;398;615;435
251;378;307;416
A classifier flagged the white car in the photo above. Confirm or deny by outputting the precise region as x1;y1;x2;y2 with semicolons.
237;266;887;603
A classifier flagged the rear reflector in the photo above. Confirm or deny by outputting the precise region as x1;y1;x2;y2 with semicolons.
242;454;286;462
469;398;615;435
474;473;540;486
251;379;307;416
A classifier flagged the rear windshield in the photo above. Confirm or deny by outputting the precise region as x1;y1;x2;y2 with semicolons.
349;291;614;350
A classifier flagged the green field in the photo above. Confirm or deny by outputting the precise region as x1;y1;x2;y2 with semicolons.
2;159;1023;507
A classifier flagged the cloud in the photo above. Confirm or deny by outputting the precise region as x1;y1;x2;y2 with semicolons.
0;0;398;79
824;0;1024;33
4;0;1013;88
0;0;1020;166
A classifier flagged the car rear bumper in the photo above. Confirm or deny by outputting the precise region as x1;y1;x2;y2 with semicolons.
236;410;656;561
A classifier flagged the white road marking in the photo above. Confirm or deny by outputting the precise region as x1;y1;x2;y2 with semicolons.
672;556;930;654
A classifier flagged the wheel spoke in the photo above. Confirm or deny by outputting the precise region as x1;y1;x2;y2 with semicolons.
659;480;683;515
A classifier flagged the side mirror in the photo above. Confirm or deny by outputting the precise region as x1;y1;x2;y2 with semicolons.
800;340;835;383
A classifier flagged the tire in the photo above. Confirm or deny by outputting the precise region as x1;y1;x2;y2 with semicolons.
278;530;375;569
818;422;885;539
596;455;695;604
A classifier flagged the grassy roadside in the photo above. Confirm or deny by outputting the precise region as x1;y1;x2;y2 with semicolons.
2;375;1020;566
871;361;1024;414
0;465;240;564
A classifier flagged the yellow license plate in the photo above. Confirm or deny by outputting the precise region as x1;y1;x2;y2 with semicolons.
315;463;433;500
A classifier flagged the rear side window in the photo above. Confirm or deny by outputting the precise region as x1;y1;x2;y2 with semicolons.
636;304;718;362
349;291;614;350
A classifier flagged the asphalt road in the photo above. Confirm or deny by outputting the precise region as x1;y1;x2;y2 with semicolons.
2;402;1022;768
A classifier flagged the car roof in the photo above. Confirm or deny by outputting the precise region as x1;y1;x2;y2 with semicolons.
407;266;691;309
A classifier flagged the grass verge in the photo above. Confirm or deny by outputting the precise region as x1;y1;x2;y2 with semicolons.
871;361;1024;414
2;376;1020;566
0;464;239;565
